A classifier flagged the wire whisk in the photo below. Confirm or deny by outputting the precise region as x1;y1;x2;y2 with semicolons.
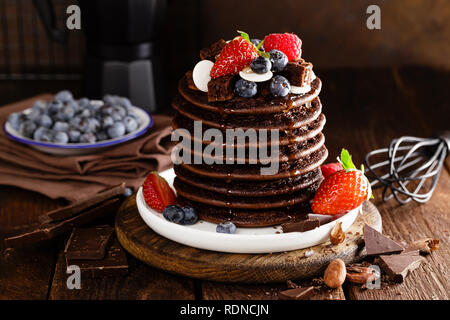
364;132;449;204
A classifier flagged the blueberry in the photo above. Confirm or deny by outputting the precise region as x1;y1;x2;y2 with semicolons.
96;131;108;141
69;116;82;129
38;114;53;128
56;105;75;121
107;122;126;139
123;116;138;133
216;221;237;234
77;98;90;108
26;108;42;122
250;56;272;74
163;205;185;224
100;105;114;116
117;97;132;111
79;132;97;143
7;112;22;130
103;95;117;106
32;101;46;113
53;121;69;132
19;120;37;138
101;116;114;129
78;108;92;118
33;127;53;142
234;79;257;98
47;100;63;116
270;75;291;97
54;90;73;103
181;207;198;225
123;187;133;197
86;118;100;133
250;38;264;51
53;131;69;144
111;106;126;121
269;49;288;72
68;129;81;142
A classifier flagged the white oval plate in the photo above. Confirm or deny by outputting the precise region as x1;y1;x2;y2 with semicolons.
3;101;153;156
136;169;360;254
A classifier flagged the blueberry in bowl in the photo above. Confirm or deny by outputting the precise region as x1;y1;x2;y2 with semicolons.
3;90;153;155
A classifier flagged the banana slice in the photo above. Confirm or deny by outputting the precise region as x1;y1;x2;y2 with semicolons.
239;67;273;82
193;60;214;92
290;84;311;95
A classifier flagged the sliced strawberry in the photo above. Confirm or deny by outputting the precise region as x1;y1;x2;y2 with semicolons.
142;172;176;212
311;149;371;215
320;162;343;179
263;33;302;61
210;36;259;79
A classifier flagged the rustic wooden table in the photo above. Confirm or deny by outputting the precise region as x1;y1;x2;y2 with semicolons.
0;67;448;300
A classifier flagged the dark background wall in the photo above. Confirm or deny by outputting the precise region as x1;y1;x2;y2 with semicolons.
0;0;449;100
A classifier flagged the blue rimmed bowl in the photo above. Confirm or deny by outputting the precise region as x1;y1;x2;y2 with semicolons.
3;102;153;156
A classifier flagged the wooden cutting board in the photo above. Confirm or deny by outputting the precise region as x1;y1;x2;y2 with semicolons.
115;197;381;283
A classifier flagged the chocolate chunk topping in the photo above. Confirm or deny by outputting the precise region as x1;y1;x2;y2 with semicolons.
278;286;315;300
200;39;227;61
281;218;320;233
282;60;313;87
207;74;235;102
363;224;404;255
64;225;114;260
375;252;424;283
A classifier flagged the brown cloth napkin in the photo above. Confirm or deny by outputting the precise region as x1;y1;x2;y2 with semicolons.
0;94;173;202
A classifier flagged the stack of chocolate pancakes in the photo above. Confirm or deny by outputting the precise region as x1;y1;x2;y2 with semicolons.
172;67;328;227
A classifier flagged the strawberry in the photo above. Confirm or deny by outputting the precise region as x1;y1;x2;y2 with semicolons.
263;33;302;61
320;162;343;179
210;36;259;79
142;172;176;212
311;149;372;215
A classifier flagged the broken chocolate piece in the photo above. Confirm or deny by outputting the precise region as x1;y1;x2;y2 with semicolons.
363;224;404;255
278;286;315;300
207;74;235;102
282;60;313;87
64;225;114;260
375;252;424;283
185;70;198;91
66;238;128;278
281;218;320;233
4;198;120;247
42;183;126;223
307;213;333;226
200;39;226;61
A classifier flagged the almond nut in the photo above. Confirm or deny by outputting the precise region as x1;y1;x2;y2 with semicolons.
330;222;345;245
346;266;379;284
324;258;346;288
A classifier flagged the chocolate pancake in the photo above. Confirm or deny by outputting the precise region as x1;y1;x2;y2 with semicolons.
178;145;328;181
176;132;325;163
174;165;322;197
177;196;312;227
174;178;320;209
172;95;323;130
172;112;326;146
178;75;322;115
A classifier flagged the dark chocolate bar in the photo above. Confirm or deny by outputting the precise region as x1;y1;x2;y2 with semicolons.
64;225;114;260
4;198;120;247
363;224;404;255
66;238;128;278
278;286;315;300
375;252;424;283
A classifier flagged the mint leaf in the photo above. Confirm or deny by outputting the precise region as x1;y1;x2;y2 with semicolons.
256;39;264;50
337;148;356;171
237;30;251;43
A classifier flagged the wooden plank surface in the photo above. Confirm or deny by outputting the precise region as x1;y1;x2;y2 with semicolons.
48;248;196;300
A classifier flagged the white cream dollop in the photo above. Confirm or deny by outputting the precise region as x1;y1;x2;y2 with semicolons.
193;60;214;92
